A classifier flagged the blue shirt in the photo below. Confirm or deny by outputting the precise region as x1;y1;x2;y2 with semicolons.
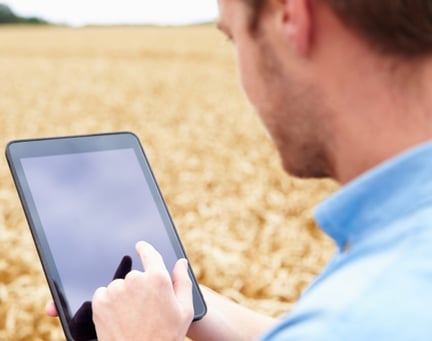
260;141;432;340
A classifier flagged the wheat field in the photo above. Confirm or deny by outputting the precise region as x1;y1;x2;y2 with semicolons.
0;25;338;340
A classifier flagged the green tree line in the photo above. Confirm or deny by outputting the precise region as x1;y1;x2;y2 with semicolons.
0;3;47;24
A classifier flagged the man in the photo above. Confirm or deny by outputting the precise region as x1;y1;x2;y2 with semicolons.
47;0;432;339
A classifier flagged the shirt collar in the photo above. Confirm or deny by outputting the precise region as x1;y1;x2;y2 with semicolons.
315;140;432;250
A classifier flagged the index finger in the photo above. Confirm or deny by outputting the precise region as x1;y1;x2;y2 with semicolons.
136;241;170;276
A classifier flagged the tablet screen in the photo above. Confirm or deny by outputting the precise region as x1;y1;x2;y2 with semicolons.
6;133;206;341
21;148;178;315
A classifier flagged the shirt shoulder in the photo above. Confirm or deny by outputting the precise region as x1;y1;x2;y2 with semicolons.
260;206;432;341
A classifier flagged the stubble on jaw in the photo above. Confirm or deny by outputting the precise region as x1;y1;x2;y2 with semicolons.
253;38;336;180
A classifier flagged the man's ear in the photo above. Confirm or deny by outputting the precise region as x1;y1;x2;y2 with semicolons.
280;0;313;55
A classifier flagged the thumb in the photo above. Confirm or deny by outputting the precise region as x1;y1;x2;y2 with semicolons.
45;301;58;317
172;258;194;317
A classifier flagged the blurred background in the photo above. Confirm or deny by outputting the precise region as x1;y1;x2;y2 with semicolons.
0;1;338;340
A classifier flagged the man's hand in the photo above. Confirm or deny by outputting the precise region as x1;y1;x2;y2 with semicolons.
70;255;133;340
92;241;194;341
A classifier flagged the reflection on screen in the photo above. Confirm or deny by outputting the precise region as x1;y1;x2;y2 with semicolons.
21;148;178;316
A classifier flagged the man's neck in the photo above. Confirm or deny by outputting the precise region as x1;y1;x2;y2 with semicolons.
312;6;432;184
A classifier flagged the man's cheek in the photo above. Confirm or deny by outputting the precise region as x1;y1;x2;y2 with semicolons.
236;52;260;105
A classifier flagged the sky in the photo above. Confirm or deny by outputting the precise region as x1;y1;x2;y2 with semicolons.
3;0;219;26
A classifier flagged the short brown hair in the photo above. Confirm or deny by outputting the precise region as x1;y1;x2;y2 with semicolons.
243;0;432;58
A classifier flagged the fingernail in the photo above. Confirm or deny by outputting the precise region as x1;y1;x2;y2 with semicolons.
136;241;149;252
180;258;188;269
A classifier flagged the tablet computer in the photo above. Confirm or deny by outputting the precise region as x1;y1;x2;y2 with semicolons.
6;132;206;341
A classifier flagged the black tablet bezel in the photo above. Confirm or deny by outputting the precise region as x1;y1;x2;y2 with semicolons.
6;132;206;341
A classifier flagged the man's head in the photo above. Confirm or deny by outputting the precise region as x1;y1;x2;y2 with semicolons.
217;0;432;183
241;0;432;58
